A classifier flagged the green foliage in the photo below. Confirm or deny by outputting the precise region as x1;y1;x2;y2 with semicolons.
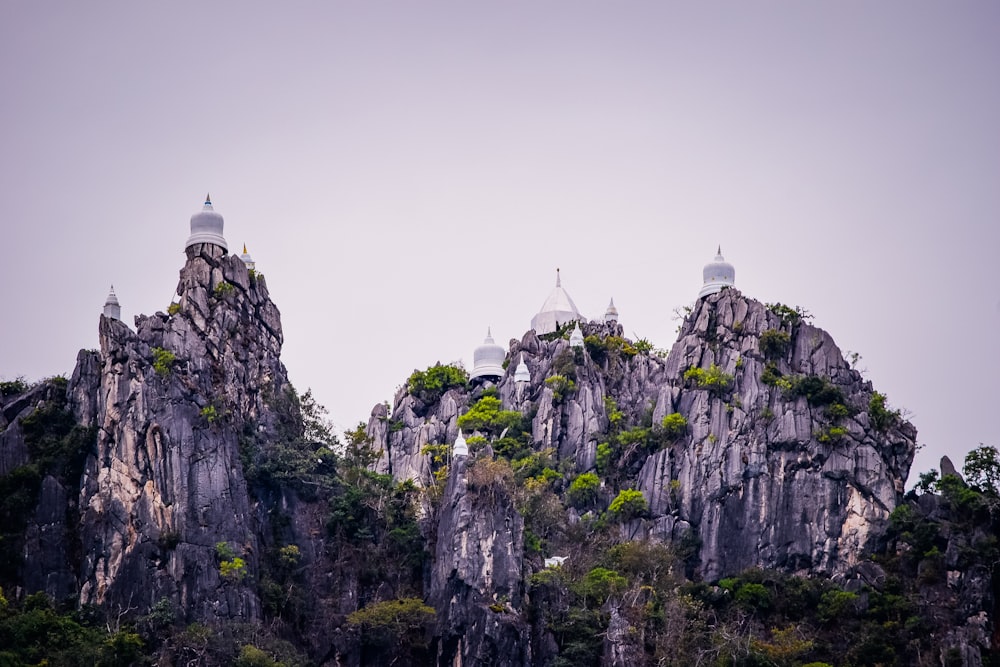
759;328;792;359
456;396;524;438
567;473;600;509
0;377;29;397
200;405;218;424
683;363;734;397
151;346;176;376
964;445;1000;495
551;348;577;380
825;402;850;420
213;281;235;297
234;645;282;667
595;442;612;474
786;374;845;407
634;338;654;354
167;302;181;315
544;374;577;403
346;597;435;647
406;363;468;405
660;413;687;440
576;567;627;603
608;488;648;521
868;391;900;432
603;396;624;430
766;302;812;327
817;589;860;623
815;426;848;444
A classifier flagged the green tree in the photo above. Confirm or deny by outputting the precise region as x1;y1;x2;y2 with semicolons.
964;445;1000;495
407;364;468;404
457;396;523;438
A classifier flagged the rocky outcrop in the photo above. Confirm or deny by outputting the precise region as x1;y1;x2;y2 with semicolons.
71;242;293;620
430;454;530;665
373;289;917;584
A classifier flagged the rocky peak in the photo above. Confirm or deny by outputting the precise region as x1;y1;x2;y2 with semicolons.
69;242;295;618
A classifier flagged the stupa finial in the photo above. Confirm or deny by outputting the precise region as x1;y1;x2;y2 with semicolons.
556;268;561;287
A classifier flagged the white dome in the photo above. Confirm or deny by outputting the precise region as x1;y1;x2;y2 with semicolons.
103;285;121;320
531;269;583;334
514;354;531;383
569;323;584;348
604;298;618;323
453;429;469;458
470;328;506;380
185;194;228;252
698;246;735;298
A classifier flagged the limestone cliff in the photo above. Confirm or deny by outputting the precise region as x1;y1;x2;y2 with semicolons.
371;289;917;584
70;242;292;620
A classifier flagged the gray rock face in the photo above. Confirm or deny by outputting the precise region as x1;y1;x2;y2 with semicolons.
71;243;293;620
373;290;917;587
430;456;530;665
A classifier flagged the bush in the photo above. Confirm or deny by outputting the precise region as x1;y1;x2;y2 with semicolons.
545;375;576;403
660;413;687;440
457;396;523;438
213;281;235;297
868;392;899;432
787;374;844;407
567;473;600;508
608;489;648;520
167;302;181;316
766;303;812;327
151;347;176;376
683;364;733;397
0;377;29;397
407;363;468;404
759;329;791;359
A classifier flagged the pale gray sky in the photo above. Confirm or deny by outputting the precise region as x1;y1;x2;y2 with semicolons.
2;2;998;484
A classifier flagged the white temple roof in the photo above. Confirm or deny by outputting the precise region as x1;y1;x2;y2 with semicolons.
185;194;228;252
470;328;506;380
531;269;583;335
698;246;736;298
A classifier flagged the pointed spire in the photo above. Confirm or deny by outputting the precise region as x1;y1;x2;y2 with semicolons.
605;298;619;323
515;353;531;383
453;428;469;458
556;267;561;287
243;243;248;254
103;285;121;319
205;193;212;205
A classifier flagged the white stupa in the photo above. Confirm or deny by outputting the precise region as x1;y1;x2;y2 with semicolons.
184;194;228;252
698;246;735;298
604;298;618;323
514;354;531;383
240;244;255;271
453;429;469;458
103;285;121;320
569;323;585;348
470;329;506;381
531;269;583;335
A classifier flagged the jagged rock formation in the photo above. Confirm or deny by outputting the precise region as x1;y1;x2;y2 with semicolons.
3;258;982;666
68;242;292;620
371;289;917;583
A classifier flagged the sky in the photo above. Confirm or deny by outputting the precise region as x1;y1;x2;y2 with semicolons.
1;2;998;485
